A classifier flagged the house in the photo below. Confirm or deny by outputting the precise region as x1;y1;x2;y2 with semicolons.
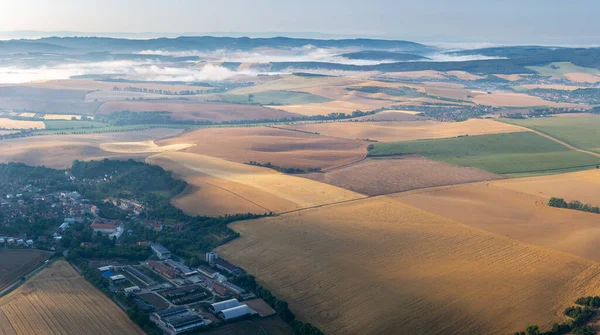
151;244;171;260
91;223;117;235
143;220;163;232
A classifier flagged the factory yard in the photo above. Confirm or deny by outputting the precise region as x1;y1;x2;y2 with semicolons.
0;261;144;335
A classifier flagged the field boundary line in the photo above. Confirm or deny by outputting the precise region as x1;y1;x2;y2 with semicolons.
178;181;273;214
498;119;600;159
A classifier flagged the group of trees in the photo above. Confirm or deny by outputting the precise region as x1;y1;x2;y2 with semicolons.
231;274;324;335
246;161;321;174
548;197;600;215
515;297;599;335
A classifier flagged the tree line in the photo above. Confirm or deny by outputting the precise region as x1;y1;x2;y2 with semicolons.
548;197;600;215
514;297;599;335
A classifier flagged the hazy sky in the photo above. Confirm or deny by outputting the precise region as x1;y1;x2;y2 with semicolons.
1;0;598;44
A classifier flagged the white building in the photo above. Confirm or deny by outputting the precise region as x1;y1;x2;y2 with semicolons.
205;251;219;264
210;299;240;314
151;244;171;260
219;305;256;320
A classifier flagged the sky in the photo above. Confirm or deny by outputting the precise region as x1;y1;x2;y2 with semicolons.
1;0;599;44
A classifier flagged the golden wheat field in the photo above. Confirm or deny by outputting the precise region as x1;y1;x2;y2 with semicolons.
217;196;600;335
100;140;195;153
280;119;527;142
156;126;368;170
146;151;365;215
303;155;503;196
0;118;45;129
490;169;600;204
393;181;600;262
0;261;144;335
0;128;184;168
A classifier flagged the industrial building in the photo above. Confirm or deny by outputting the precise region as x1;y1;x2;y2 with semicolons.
218;305;256;321
165;259;197;276
109;274;127;284
205;251;219;264
151;243;171;259
152;307;206;335
210;299;241;313
147;261;177;279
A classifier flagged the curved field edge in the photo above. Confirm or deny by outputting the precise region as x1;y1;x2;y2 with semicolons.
367;132;600;175
216;196;600;335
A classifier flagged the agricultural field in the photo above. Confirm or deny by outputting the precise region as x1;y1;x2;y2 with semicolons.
0;250;51;292
503;115;600;154
527;62;600;78
43;120;107;130
97;100;301;122
491;169;600;205
156;126;368;170
280;119;526;142
351;110;427;121
100;140;194;154
471;92;585;108
303;155;503;196
146;151;365;216
368;131;600;175
219;90;332;105
0;118;45;129
217;196;600;335
0;261;144;335
42;114;93;120
0;128;185;168
393;181;600;262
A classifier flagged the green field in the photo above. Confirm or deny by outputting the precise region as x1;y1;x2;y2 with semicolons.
368;132;600;175
503;115;600;154
220;90;332;105
43;120;107;130
526;62;600;77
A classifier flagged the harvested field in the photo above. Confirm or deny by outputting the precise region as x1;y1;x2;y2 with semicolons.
42;114;92;120
504;115;600;154
382;70;447;79
0;261;144;335
0;249;50;292
100;140;194;154
19;113;36;118
0;118;45;129
368;132;600;175
280;119;527;142
273;100;394;116
472;92;584;108
156;126;368;170
0;128;185;168
446;71;485;80
219;90;332;105
97;100;301;122
564;73;600;83
423;83;479;101
146;151;365;215
393;181;600;262
493;74;530;81
491;169;600;205
14;79;211;93
217;196;600;335
303;155;503;196
351;110;427;121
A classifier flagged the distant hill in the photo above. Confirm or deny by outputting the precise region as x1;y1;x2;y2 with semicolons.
0;36;434;54
339;50;429;61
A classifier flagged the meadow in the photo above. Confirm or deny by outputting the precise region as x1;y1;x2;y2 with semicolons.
0;261;144;335
503;115;600;154
368;132;600;175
